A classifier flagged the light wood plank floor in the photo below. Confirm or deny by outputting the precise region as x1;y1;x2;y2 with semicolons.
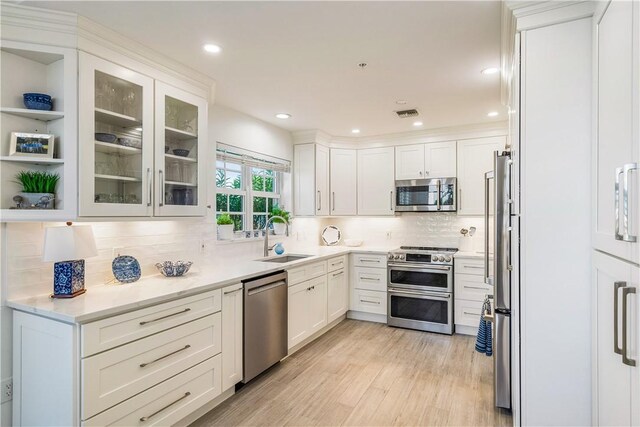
191;320;512;427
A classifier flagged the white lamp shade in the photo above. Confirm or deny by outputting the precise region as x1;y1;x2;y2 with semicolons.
43;225;98;262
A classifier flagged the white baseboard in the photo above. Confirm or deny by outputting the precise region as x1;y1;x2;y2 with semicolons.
455;324;479;336
347;310;387;324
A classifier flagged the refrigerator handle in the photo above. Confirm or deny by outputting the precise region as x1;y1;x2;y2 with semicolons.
614;281;625;355
622;286;637;367
622;163;638;242
484;171;494;285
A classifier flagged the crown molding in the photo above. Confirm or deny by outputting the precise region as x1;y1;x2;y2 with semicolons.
76;16;215;100
292;121;508;149
504;1;596;31
0;3;78;48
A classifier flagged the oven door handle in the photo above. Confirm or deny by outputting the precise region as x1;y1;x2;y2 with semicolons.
387;263;452;271
388;288;451;299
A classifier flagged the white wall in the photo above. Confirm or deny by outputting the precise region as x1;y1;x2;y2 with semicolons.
519;17;592;425
210;104;293;162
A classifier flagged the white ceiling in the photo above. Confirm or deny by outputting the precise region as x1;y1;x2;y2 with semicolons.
29;1;504;137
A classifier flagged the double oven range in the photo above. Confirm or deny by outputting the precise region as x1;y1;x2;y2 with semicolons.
387;246;457;334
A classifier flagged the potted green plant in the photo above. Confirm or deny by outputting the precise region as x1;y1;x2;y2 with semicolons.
217;213;235;240
269;206;290;235
14;171;59;209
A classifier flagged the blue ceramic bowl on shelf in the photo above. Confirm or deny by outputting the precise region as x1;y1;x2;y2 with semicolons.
155;260;193;277
23;93;52;111
112;255;141;283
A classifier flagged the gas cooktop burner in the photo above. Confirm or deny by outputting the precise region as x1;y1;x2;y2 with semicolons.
399;246;458;253
388;246;458;265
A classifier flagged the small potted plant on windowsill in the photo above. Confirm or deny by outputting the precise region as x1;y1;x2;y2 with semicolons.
217;214;235;240
269;206;290;235
14;170;59;209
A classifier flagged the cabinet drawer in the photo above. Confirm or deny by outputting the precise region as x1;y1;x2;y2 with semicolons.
327;255;347;273
82;313;221;420
81;289;221;357
353;267;387;292
454;258;485;276
84;354;222;426
454;274;492;301
455;299;483;327
351;289;387;315
287;261;327;286
352;253;387;268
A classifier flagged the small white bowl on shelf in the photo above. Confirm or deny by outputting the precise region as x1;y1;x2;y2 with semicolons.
344;239;363;247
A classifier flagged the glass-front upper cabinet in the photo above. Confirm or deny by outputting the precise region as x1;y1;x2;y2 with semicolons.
154;82;207;216
79;52;154;216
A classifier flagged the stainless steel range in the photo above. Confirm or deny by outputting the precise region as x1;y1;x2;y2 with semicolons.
387;246;457;334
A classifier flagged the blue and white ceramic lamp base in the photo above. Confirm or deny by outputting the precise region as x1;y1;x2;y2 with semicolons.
51;259;86;298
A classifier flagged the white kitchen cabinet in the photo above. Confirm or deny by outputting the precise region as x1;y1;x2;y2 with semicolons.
330;148;357;215
221;283;243;391
454;256;490;335
79;52;207;217
593;0;639;264
395;144;425;180
154;81;207;216
395;141;456;180
288;275;328;349
593;250;640;426
293;144;330;216
425;141;457;178
12;289;224;426
348;252;388;321
457;136;506;215
327;268;348;323
0;41;78;221
357;147;395;215
79;52;154;216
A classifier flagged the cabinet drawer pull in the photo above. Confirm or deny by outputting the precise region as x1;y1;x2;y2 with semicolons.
360;276;380;281
146;167;152;207
224;288;242;295
463;265;484;269
360;299;380;305
332;271;344;277
463;285;487;290
622;287;637;367
140;344;191;368
330;261;343;267
140;392;191;422
139;308;191;325
463;311;480;316
317;190;321;211
360;259;381;263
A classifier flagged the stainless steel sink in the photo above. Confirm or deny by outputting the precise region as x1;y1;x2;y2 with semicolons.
257;255;313;263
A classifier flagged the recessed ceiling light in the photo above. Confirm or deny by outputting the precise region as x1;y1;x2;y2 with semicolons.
481;67;499;75
396;100;408;105
487;111;499;117
275;113;291;119
203;44;221;54
413;121;423;127
351;129;361;134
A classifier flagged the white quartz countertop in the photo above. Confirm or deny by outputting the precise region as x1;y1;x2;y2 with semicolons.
7;245;392;324
454;251;491;259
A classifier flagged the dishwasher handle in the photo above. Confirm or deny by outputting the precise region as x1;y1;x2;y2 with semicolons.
246;280;287;296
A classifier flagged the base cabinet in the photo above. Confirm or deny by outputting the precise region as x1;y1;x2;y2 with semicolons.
288;275;328;349
593;250;640;426
327;268;348;323
12;289;225;427
221;283;243;391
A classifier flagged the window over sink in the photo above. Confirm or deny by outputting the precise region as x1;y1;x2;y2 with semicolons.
216;143;290;238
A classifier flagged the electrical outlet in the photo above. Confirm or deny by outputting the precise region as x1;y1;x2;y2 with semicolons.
1;378;12;403
386;231;392;239
199;239;206;254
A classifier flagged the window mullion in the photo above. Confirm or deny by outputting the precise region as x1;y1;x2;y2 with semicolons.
245;164;253;231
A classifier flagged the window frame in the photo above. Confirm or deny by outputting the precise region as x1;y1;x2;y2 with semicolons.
216;158;282;236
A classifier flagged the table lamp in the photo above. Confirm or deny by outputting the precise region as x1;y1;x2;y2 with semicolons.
43;222;98;298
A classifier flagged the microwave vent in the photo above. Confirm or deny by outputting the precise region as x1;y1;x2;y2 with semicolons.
395;109;419;118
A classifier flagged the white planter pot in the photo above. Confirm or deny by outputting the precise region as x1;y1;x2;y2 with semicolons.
273;222;286;235
217;224;235;240
17;192;55;209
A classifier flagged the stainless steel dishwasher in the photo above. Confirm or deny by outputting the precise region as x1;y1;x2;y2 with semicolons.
243;270;288;383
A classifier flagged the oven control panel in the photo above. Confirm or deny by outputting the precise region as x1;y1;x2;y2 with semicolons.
387;253;406;261
387;251;454;265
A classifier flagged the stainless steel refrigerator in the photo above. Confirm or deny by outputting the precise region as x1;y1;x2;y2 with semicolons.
484;151;513;410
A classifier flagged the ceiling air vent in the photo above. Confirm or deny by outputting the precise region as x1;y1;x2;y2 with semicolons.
395;109;419;118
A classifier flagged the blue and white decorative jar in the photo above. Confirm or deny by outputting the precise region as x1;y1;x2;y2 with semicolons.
274;243;285;255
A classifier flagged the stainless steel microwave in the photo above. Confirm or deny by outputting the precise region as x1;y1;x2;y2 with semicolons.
394;177;457;212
